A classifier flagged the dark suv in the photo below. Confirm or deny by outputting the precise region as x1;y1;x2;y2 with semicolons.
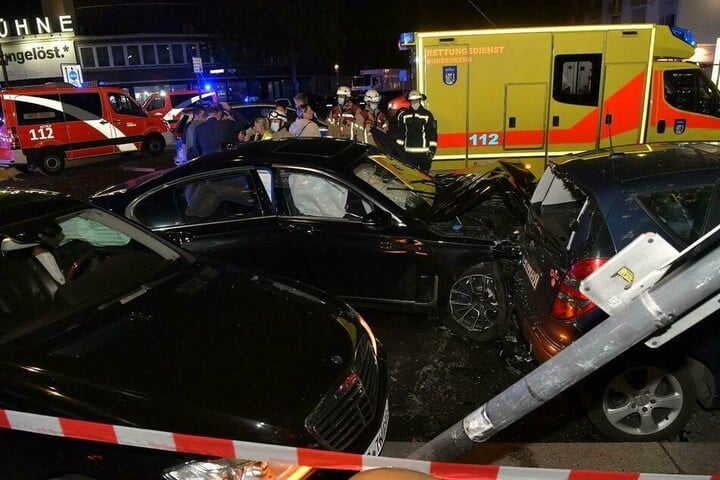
513;143;720;441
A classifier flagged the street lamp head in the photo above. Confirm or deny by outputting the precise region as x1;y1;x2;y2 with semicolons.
334;64;339;72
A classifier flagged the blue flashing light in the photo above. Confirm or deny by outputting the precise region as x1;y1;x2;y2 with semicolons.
670;25;696;48
204;83;212;91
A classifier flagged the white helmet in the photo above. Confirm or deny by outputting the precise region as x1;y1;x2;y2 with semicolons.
364;89;381;103
336;85;351;97
268;109;288;125
407;89;426;101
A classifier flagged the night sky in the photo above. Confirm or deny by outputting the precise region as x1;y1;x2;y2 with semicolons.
2;0;586;73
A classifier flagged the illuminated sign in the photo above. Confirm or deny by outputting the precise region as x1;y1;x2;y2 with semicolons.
1;40;77;81
0;15;74;38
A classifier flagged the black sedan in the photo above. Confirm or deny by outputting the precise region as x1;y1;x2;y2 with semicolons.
513;143;720;442
0;188;388;479
91;138;523;341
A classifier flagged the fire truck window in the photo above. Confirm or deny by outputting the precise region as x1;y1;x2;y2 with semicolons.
552;54;602;107
62;93;102;121
108;93;144;117
664;70;720;117
170;94;195;108
16;94;63;126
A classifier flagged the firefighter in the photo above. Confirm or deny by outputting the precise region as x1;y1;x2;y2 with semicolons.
267;109;293;139
358;89;388;146
327;85;366;140
396;90;437;173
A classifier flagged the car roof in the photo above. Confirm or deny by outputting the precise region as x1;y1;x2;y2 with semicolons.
554;143;720;193
0;189;85;228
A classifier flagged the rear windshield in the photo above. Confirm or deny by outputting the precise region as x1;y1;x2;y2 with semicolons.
530;167;588;247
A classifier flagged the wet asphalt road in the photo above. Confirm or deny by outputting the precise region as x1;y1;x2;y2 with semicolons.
1;150;718;445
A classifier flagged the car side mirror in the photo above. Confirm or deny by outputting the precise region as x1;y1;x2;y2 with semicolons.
361;210;393;230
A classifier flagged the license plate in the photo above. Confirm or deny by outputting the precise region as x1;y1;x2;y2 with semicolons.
364;400;389;456
522;257;541;290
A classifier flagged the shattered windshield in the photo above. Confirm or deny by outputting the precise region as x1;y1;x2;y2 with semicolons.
354;155;436;217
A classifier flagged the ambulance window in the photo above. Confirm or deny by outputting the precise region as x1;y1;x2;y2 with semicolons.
16;94;63;125
170;94;194;108
664;70;720;117
62;93;102;121
553;54;602;107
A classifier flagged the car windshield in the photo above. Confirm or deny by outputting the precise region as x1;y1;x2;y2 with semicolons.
354;154;436;217
0;207;182;335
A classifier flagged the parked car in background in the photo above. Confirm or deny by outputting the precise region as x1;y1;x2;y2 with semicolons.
0;188;388;478
512;142;720;441
142;89;217;130
387;93;410;118
91;138;526;341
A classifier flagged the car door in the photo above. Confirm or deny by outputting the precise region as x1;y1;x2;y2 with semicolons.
272;166;419;305
129;168;289;274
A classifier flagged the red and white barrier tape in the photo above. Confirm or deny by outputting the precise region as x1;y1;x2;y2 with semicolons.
0;408;714;480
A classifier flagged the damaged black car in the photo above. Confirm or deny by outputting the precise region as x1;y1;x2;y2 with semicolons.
91;138;528;341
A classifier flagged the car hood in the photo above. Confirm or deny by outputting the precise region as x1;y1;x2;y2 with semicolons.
429;161;535;221
0;262;365;445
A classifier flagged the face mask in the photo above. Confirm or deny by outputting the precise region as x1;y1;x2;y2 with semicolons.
411;102;421;111
270;122;280;132
338;97;345;106
296;107;304;117
369;103;378;110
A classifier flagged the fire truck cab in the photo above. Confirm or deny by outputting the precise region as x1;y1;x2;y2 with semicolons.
399;24;720;176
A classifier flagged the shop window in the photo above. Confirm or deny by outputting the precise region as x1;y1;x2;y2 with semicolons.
172;44;184;64
127;45;140;66
157;44;171;64
80;47;95;68
96;46;110;67
112;46;126;67
142;45;156;65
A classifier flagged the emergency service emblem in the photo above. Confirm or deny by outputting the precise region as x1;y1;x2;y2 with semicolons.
674;119;686;135
443;66;457;85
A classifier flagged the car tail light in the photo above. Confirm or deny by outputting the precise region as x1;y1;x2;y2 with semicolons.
10;127;20;149
551;257;609;320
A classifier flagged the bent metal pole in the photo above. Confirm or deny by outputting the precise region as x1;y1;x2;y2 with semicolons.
409;242;720;462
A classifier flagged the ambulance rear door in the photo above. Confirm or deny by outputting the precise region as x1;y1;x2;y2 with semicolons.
9;92;72;159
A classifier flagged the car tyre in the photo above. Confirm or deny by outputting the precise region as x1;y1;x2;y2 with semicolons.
143;133;165;156
38;152;65;176
584;361;696;441
442;262;509;342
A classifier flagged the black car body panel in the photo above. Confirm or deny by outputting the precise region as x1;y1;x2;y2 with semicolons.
91;139;520;318
0;188;388;478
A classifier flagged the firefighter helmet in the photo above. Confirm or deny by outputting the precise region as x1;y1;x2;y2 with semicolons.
336;85;352;97
364;89;381;103
406;90;426;101
268;109;288;125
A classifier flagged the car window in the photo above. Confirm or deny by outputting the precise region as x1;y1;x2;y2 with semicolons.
529;167;587;246
133;172;268;227
636;185;715;244
277;169;374;220
108;93;144;116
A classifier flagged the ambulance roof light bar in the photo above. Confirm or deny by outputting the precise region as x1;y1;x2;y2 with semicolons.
670;25;696;48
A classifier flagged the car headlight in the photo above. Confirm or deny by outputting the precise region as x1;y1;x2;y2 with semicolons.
163;459;313;480
357;312;378;356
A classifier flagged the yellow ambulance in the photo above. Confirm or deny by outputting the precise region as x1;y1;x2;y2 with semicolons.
399;24;720;177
